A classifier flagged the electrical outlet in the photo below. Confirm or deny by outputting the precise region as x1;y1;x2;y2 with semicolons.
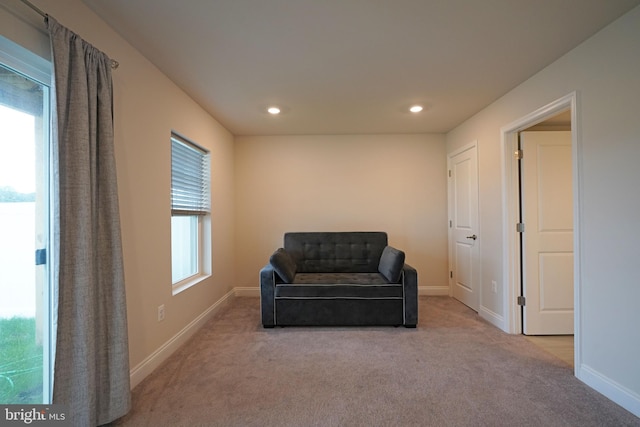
491;280;498;293
158;304;165;321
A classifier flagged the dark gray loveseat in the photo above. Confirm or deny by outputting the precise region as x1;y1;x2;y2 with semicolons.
260;232;418;328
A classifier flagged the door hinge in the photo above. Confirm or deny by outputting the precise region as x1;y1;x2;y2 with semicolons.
449;220;452;228
514;149;523;160
448;169;452;178
517;296;526;306
516;222;525;233
35;248;46;266
450;271;453;279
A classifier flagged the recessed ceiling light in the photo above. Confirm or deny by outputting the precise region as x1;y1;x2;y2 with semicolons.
267;106;281;115
409;105;423;113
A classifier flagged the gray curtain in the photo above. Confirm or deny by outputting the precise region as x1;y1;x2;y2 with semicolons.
47;17;130;426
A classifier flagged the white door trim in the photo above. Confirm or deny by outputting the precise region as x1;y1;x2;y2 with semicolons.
500;92;582;370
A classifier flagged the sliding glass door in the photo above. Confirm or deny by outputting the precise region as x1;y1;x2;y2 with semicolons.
0;39;53;404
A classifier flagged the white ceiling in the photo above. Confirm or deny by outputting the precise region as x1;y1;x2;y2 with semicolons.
81;0;639;136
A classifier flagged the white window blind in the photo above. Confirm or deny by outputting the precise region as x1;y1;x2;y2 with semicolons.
171;134;210;215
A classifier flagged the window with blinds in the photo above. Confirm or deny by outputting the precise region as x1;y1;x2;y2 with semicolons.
170;132;211;290
171;134;210;216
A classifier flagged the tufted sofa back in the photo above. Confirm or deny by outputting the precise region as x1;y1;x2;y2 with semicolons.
284;232;387;273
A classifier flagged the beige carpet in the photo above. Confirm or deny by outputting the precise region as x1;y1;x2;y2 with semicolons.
111;296;639;427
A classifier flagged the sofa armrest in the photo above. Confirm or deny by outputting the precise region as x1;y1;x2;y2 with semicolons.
260;264;276;327
402;263;418;327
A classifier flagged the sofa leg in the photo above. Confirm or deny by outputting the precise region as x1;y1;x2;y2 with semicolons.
263;324;275;329
404;324;417;328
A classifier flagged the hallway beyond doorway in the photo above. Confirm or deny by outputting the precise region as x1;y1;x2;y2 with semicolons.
525;335;574;367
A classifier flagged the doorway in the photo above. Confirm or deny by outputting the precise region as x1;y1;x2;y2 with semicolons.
501;93;580;370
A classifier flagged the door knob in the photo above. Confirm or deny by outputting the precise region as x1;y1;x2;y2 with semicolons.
466;234;477;240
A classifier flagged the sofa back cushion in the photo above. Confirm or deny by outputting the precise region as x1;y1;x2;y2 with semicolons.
284;232;387;273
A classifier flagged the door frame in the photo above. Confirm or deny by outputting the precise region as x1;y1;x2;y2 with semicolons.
500;92;581;368
447;140;481;310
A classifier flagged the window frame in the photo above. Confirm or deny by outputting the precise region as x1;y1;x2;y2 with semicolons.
170;132;211;294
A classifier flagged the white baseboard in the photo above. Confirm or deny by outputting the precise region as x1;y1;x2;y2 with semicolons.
129;288;235;388
419;286;449;296
577;364;640;418
479;305;506;331
234;287;260;297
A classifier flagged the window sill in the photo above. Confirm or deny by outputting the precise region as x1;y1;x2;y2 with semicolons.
172;273;211;296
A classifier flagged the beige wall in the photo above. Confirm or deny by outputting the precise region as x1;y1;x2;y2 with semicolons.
0;3;49;60
2;0;237;373
446;4;640;415
234;134;448;292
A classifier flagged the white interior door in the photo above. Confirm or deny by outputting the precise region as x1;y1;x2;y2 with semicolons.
448;144;480;311
521;131;573;335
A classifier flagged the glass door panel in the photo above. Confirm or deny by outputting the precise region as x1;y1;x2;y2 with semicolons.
0;62;51;404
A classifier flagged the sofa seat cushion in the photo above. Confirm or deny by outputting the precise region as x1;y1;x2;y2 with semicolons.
275;273;402;299
293;272;390;285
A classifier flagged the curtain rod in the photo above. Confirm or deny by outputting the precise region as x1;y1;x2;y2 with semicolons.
19;0;120;69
